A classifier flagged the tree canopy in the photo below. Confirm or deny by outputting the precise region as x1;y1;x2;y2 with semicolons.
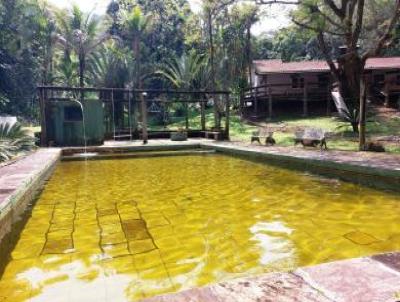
1;0;400;121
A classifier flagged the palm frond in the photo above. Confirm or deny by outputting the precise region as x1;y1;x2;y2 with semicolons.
0;123;36;162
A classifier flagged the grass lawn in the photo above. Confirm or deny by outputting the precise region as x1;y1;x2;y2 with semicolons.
154;107;400;153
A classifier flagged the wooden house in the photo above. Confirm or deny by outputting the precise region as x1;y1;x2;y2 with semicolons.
244;57;400;118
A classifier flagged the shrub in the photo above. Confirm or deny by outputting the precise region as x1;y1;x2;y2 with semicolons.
0;123;36;162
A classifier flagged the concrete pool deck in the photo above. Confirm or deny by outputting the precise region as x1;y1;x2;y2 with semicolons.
141;252;400;302
0;148;61;243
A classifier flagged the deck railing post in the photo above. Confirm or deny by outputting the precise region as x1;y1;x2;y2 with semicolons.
254;86;258;115
326;84;331;116
268;87;273;119
384;80;390;107
303;83;308;117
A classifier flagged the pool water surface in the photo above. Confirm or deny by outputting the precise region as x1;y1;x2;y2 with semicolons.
0;154;399;301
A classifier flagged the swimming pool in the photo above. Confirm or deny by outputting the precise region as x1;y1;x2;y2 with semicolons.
1;154;399;301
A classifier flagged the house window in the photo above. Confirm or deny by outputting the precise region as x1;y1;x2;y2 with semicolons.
396;75;400;85
373;74;385;85
64;106;83;122
318;74;329;88
292;76;304;88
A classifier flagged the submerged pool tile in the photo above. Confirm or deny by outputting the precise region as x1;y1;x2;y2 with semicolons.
129;239;156;255
154;236;181;250
101;232;126;246
149;225;175;239
102;243;130;258
98;215;120;225
122;219;151;241
42;238;74;255
344;231;381;245
119;210;141;221
101;255;136;275
134;250;165;271
97;208;118;217
11;242;43;260
0;280;32;302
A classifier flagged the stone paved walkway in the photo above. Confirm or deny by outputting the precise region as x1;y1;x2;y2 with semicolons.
0;148;61;212
204;141;400;173
141;252;400;302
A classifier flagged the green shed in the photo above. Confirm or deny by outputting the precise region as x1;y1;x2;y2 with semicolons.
46;99;104;146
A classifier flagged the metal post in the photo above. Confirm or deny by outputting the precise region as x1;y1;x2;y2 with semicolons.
185;97;189;130
111;89;116;140
201;94;206;131
128;90;132;140
225;93;230;140
140;92;148;144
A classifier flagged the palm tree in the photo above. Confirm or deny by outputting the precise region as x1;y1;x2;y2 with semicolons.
156;51;208;129
123;6;151;143
55;5;110;88
156;51;206;90
53;55;79;87
88;43;133;88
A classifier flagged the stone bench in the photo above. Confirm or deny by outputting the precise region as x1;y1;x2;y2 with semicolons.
294;128;327;150
251;129;276;146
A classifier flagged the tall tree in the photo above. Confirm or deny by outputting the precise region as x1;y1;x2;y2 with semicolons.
55;5;110;88
255;0;400;149
123;6;152;143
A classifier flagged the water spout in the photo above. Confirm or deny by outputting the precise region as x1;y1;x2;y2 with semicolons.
71;98;87;155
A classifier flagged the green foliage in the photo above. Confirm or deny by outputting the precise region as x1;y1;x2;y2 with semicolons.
0;123;36;162
155;51;207;90
54;5;110;87
88;43;134;88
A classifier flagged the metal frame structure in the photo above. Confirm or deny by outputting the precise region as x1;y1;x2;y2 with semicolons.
37;86;231;147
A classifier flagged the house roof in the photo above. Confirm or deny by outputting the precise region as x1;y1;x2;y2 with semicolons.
254;57;400;74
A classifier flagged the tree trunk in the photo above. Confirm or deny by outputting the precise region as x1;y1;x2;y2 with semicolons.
207;9;220;129
79;52;85;88
336;54;365;133
359;76;367;150
134;37;148;144
79;52;85;103
246;24;253;90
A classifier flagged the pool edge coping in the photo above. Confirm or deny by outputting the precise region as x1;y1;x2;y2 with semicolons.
139;251;400;302
0;148;62;244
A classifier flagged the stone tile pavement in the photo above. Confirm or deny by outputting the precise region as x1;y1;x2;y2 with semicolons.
203;141;400;173
141;252;400;302
0;148;61;243
0;149;61;210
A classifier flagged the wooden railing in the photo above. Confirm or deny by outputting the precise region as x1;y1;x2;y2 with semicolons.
241;82;332;118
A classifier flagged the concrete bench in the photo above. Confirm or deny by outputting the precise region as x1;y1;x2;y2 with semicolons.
251;129;276;146
294;128;327;150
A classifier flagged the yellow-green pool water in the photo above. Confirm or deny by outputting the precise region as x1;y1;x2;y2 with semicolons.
1;154;400;301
